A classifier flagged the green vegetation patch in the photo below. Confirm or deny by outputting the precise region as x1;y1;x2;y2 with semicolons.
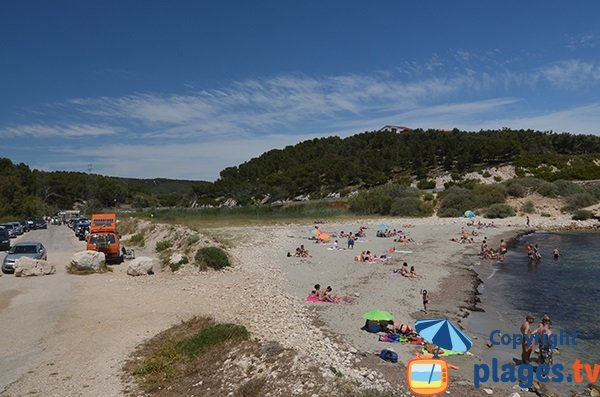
195;247;231;270
127;233;146;247
155;239;172;252
125;316;249;392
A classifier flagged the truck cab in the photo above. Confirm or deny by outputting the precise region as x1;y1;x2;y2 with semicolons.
86;214;123;264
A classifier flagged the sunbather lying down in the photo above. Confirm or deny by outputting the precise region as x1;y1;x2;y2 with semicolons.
379;320;416;336
309;284;353;303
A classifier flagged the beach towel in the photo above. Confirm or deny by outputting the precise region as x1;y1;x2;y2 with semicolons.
305;294;340;303
397;250;413;254
420;348;464;357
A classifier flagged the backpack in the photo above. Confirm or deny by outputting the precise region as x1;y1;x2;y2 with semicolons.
379;349;398;363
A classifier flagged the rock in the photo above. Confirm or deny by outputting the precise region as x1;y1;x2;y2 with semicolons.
483;388;493;394
14;257;55;277
508;393;521;397
169;253;183;265
69;251;105;272
127;257;155;276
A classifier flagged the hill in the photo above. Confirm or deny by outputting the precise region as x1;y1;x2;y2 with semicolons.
3;128;600;219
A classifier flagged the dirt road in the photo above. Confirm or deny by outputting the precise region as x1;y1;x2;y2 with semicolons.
0;226;80;394
0;223;278;396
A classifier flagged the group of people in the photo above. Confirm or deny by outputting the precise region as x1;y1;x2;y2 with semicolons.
479;237;508;260
527;243;542;264
287;244;311;258
393;262;418;278
354;250;390;263
520;313;554;366
309;284;350;303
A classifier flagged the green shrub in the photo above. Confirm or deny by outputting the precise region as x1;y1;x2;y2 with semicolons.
437;207;462;218
537;182;559;198
390;197;421;217
554;180;584;196
572;209;593;220
195;247;230;270
155;240;173;252
169;256;189;272
505;181;526;197
451;172;462;181
186;234;200;246
473;184;507;207
541;212;552;217
584;182;600;199
423;192;434;201
485;204;516;218
564;192;596;210
482;170;492;178
349;184;419;215
129;233;146;247
522;200;536;214
416;179;436;190
493;176;503;182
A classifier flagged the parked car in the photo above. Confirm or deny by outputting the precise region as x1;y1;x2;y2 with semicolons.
19;220;30;232
34;219;47;229
8;222;24;235
1;242;47;274
0;227;10;251
76;223;90;240
0;223;17;238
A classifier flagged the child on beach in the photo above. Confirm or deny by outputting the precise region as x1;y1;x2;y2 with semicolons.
421;289;429;313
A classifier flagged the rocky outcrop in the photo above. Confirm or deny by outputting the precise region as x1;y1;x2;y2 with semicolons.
127;257;155;276
14;257;56;277
169;253;184;265
68;251;105;272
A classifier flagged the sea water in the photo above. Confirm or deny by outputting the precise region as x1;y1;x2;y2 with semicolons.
468;232;600;394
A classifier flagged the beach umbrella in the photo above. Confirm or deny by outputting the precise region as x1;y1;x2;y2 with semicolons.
415;318;472;353
377;223;390;229
362;310;394;321
464;210;474;219
309;228;320;236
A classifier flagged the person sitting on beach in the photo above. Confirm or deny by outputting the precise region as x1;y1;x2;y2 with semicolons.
312;284;324;299
321;285;352;303
409;266;418;278
393;262;409;275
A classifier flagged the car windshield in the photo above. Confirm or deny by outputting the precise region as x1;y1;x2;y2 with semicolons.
11;245;38;254
89;235;115;244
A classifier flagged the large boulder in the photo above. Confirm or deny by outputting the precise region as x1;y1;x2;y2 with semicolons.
69;251;105;272
15;257;56;277
127;257;155;276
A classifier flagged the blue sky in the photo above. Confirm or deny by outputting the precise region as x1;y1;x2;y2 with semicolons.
1;1;600;180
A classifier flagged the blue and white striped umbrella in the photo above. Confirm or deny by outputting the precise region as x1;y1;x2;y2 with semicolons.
415;318;472;353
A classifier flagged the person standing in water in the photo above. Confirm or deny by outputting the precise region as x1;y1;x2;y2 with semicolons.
553;248;560;259
520;314;536;364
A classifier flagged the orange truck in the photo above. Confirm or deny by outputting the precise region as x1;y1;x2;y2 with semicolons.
86;213;123;264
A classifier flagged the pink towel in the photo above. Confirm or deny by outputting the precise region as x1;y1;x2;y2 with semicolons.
306;294;340;303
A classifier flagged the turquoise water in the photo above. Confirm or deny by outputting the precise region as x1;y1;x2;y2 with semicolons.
468;231;600;394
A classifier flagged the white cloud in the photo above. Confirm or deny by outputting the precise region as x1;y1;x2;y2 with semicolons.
44;133;324;180
0;123;120;138
538;60;600;88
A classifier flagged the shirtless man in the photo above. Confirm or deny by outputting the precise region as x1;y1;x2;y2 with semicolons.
520;314;536;364
537;315;553;367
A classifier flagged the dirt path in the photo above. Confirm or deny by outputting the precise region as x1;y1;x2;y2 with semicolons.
0;226;78;394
